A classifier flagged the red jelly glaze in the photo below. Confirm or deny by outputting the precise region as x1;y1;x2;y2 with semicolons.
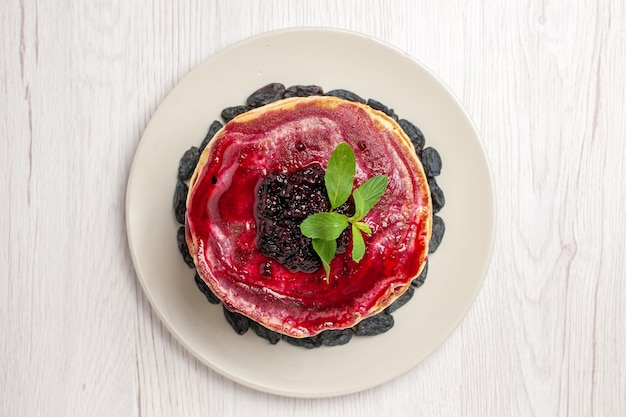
186;97;431;337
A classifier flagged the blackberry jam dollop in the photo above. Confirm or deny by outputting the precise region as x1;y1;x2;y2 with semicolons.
185;96;432;338
255;164;352;273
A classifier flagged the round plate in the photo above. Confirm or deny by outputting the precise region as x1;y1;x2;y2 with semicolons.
126;28;495;398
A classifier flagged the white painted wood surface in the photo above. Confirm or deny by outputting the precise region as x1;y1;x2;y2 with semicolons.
2;0;625;415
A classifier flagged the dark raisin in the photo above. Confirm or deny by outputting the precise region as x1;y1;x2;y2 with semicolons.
324;89;366;104
250;322;281;345
320;329;353;346
283;84;324;98
194;272;220;305
176;226;195;268
399;119;425;153
173;180;188;225
177;146;200;181
221;105;249;123
282;334;323;349
411;260;428;288
246;83;286;108
366;98;398;121
222;306;250;335
353;312;395;336
385;285;415;314
428;176;445;213
421;147;442;177
199;120;223;153
429;215;445;254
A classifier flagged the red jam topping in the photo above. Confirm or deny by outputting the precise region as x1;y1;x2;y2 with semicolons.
186;97;431;337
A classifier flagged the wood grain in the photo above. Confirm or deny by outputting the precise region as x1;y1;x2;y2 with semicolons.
1;0;624;416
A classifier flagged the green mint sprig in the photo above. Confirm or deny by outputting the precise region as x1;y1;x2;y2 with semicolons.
299;142;388;282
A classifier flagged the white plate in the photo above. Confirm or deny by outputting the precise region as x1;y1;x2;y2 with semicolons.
126;28;495;398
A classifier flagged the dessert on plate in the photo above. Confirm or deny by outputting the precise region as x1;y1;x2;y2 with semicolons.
184;93;433;339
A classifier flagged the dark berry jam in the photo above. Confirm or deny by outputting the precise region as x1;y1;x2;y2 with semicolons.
255;164;353;273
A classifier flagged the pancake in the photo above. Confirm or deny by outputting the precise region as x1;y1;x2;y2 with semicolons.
185;96;432;338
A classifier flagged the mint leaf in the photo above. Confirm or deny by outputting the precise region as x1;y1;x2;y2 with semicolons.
351;224;366;262
354;221;372;234
325;142;355;209
299;143;389;282
300;212;348;240
312;238;337;282
352;175;388;220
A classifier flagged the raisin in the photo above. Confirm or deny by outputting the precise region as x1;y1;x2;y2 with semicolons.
173;180;188;225
366;98;398;121
194;272;220;305
399;119;425;153
283;84;324;98
177;146;200;181
199;120;223;153
177;226;195;268
324;89;366;104
320;329;353;346
250;322;281;345
385;285;415;314
429;215;445;254
246;83;286;108
283;334;323;349
428;176;445;213
221;105;249;123
222;306;250;335
353;313;394;336
421;147;442;177
411;260;428;288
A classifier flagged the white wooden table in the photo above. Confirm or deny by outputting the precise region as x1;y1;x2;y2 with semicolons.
2;1;625;415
